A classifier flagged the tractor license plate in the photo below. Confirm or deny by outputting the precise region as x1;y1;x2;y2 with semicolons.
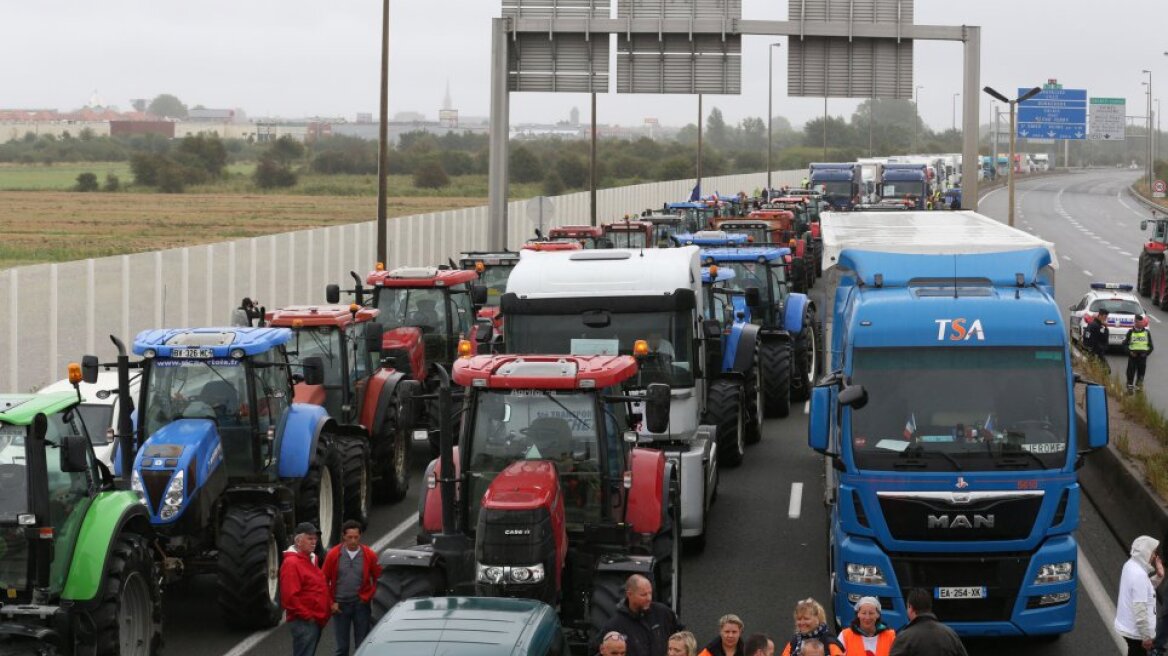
935;586;986;600
171;347;213;359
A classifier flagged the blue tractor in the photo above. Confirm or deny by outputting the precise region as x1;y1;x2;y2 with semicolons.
673;230;751;248
701;246;821;416
94;327;347;629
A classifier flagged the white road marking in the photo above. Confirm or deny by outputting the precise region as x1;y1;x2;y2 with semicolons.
219;514;420;656
1150;314;1163;324
1121;251;1133;257
1077;551;1127;653
1061;255;1072;262
1083;270;1094;277
1108;245;1121;251
803;400;810;415
788;482;804;519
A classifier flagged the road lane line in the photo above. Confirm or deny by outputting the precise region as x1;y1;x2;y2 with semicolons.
1061;256;1072;262
1151;314;1163;324
788;482;804;519
1077;552;1127;653
1121;251;1133;257
219;514;420;656
804;400;810;415
1083;270;1094;276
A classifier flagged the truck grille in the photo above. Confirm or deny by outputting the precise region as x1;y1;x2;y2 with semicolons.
878;492;1042;542
889;552;1030;622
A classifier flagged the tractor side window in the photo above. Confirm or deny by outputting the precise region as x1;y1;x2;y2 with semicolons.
255;351;290;442
603;392;626;482
44;410;95;594
450;286;474;338
768;264;786;305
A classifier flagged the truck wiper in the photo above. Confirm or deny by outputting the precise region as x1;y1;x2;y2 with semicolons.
541;392;590;430
994;446;1048;470
899;446;963;471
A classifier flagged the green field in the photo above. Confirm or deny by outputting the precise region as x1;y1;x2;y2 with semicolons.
0;162;256;191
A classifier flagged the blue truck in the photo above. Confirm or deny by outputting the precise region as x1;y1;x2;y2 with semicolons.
878;163;929;209
809;210;1109;638
809;163;863;211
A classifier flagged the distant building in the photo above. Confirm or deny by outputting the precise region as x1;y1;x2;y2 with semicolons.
393;111;426;123
356;112;373;124
570;107;580;125
188;108;240;123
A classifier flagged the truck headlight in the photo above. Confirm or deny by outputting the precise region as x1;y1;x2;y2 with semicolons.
1033;561;1073;584
845;563;886;585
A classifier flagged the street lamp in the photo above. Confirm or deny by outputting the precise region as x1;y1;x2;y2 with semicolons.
952;92;960;132
376;0;390;264
983;85;1042;227
1144;70;1153;188
767;42;781;192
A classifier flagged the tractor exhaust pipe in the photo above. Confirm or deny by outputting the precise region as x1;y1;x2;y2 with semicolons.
111;335;136;486
433;364;457;536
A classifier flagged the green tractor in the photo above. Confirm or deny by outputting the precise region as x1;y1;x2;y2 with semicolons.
0;366;161;655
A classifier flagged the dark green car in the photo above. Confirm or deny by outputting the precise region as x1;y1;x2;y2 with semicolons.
357;596;570;656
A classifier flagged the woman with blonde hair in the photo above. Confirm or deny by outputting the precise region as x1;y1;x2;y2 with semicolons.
780;598;843;656
668;630;699;656
698;615;745;656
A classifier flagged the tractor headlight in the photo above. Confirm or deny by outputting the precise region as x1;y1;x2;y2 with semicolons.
130;469;144;494
475;563;544;585
163;470;185;507
845;563;886;585
476;564;505;584
508;563;544;584
1033;561;1073;584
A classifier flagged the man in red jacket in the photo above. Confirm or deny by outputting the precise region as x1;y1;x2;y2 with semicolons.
281;522;331;656
323;520;384;655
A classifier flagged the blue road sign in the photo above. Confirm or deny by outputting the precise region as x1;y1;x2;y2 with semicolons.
1017;87;1087;140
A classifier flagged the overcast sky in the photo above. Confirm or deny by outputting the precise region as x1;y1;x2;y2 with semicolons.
3;1;1164;132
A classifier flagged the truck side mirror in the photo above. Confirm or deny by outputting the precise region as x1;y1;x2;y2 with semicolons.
744;287;762;308
702;319;722;340
365;323;384;353
644;383;671;434
475;318;494;344
81;355;100;385
61;431;90;473
326;284;341;304
1084;383;1109;450
1141;220;1149;231
470;284;488;307
838;384;868;410
301;356;325;386
808;385;831;453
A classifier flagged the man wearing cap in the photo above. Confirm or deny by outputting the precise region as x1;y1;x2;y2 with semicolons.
1123;314;1155;393
282;522;331;656
1084;308;1111;372
837;597;895;656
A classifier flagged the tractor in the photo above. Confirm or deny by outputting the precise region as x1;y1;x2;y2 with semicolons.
544;225;609;249
266;304;413;514
87;327;346;629
1137;211;1168;306
0;365;162;656
766;196;824;278
328;265;488;457
369;352;679;651
601;219;654;249
458;251;521;344
710;215;814;293
639;213;695;248
700;246;820;413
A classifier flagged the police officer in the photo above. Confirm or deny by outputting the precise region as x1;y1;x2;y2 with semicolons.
1084;308;1111;373
1124;314;1154;393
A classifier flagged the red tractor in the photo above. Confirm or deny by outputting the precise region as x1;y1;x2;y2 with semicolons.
370;352;679;648
715;210;815;293
602;219;655;248
1137;211;1168;307
266;304;414;512
767;196;824;277
328;266;488;456
544;224;608;249
458;251;520;344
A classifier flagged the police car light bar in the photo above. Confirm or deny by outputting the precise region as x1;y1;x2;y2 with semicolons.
1090;282;1134;291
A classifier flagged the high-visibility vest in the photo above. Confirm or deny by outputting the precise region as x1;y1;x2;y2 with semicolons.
1130;329;1151;352
840;628;895;656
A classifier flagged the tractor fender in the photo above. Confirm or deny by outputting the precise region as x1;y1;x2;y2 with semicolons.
783;293;810;334
420;447;461;535
276;403;331;479
730;323;761;375
367;369;408;439
61;491;152;604
626;448;665;535
377;544;439;569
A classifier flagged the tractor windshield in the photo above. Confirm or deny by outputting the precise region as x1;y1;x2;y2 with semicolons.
720;262;787;304
289;326;345;415
0;425;29;523
466;390;607;530
477;265;515;307
374;287;449;333
651;222;683;247
605;230;648;249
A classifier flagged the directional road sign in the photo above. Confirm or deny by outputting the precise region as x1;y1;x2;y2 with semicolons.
1017;87;1087;140
1088;97;1126;141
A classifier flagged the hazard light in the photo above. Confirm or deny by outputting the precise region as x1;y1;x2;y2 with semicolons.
708;265;719;279
67;363;82;385
633;340;649;357
375;262;385;271
457;339;473;359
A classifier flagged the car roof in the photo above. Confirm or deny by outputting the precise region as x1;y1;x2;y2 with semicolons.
358;596;559;656
1082;289;1141;304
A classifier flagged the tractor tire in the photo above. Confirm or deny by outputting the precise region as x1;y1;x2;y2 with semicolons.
1139;253;1155;297
296;435;345;550
800;232;816;289
760;339;793;419
375;388;412;503
743;360;764;445
371;565;442;624
791;310;821;403
588;574;626;645
87;532;162;656
217;505;286;629
706;379;745;468
338;436;373;527
790;257;808;294
0;638;58;656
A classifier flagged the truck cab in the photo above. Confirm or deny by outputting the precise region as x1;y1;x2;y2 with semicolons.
879;164;929;209
809;163;863;211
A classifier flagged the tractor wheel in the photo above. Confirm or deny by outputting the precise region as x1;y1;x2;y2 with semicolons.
88;532;161;656
338;436;373;527
743;360;764;445
790;257;808;294
217;505;286;629
1139;253;1154;297
588;574;626;644
760;339;793;418
375;389;412;503
296;435;345;550
791;310;821;403
1159;268;1168;311
0;638;58;656
371;565;442;624
706;379;745;468
800;232;816;288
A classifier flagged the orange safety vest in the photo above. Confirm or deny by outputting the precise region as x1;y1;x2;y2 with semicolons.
839;628;894;656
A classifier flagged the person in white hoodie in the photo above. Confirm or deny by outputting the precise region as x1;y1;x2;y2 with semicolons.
1116;535;1163;656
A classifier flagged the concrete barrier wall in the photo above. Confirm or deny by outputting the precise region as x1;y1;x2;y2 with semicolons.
0;169;803;392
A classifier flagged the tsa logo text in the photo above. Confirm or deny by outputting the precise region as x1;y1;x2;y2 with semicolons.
935;318;985;341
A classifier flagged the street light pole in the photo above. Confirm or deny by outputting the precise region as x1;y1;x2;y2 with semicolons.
376;0;390;265
767;42;781;192
952;93;960;131
1145;70;1153;188
984;85;1042;228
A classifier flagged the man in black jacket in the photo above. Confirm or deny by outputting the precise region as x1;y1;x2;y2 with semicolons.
592;574;683;656
889;588;967;656
1084;309;1111;372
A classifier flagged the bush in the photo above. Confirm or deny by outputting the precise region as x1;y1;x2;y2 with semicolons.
253;157;297;189
655;156;693;181
74;172;99;192
103;173;121;192
510;146;543;183
157;160;188;193
555;155;588;188
413;161;450;189
130;153;163;186
541;170;565;196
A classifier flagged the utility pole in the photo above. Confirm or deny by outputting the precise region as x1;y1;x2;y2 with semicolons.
992;106;1000;179
590;92;597;226
984;85;1042;227
697;94;703;193
376;0;389;265
767;42;780;191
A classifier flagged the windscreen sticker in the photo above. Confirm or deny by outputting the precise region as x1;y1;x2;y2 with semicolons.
155;359;241;367
570;338;620;356
1021;443;1066;453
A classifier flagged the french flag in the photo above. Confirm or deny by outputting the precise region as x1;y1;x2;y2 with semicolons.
983;413;994;433
903;414;917;440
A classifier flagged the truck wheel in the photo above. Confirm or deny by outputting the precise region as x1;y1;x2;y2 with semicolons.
296;435;344;549
371;565;442;623
339;436;373;527
707;379;745;468
588;574;626;644
375;390;412;503
89;533;161;656
217;505;286;629
1139;253;1154;297
791;310;821;402
743;361;764;445
760;340;792;418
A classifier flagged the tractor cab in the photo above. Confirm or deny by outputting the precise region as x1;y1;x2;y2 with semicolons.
546;225;608;249
665;202;715;231
700;265;747;330
1141;211;1168;247
459;252;521;343
671;230;750;248
601;219;654;249
700;248;793;328
643;213;692;247
713;218;783;245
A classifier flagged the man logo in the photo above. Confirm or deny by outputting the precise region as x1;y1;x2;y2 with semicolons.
934;318;985;341
955;476;969;490
927;514;995;529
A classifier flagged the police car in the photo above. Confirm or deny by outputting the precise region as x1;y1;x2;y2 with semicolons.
1068;282;1146;348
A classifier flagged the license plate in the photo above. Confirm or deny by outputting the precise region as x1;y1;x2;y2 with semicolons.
1109;335;1125;344
935;586;986;600
171;347;213;359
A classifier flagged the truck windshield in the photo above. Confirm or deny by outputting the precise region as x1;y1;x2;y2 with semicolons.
848;347;1069;471
606;230;648;249
466;390;604;529
880;182;925;198
815;181;852;198
506;311;694;388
